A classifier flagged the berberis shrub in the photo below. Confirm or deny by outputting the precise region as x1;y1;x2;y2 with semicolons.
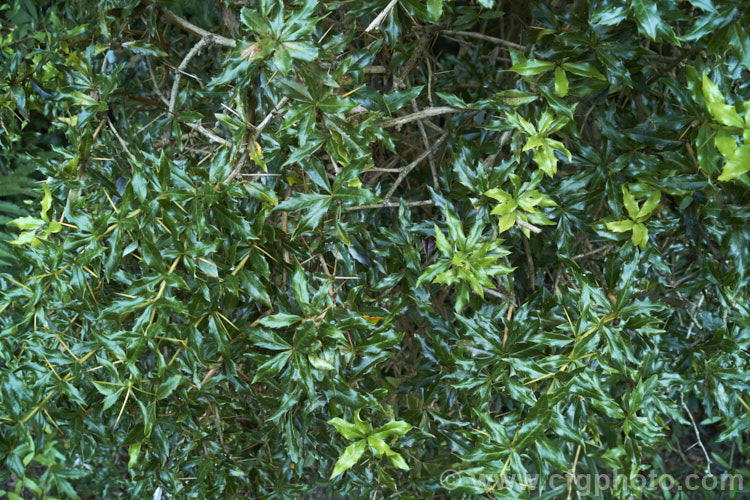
1;0;750;498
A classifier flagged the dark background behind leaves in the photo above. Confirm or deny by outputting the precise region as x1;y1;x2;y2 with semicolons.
1;0;750;498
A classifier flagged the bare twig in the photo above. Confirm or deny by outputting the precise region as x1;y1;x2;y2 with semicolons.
383;133;448;203
222;150;248;185
380;107;462;128
571;244;614;261
346;199;433;211
681;394;713;474
515;218;542;234
426;58;434;105
318;254;332;276
482;287;506;300
169;36;211;115
223;97;290;184
317;62;386;74
682;293;704;338
441;34;514;64
149;33;230;146
423;120;447;134
368;167;401;173
330;155;341;175
647;47;702;85
522;235;536;291
451;30;525;50
411;100;440;190
161;8;236;48
365;0;399;33
502;303;514;349
364;65;387;74
184;121;230;146
135;112;166;137
393;25;439;91
254;96;290;138
107;118;136;160
213;403;225;450
146;56;169;106
566;445;582;500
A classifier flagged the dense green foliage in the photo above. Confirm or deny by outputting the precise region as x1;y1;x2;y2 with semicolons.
2;0;750;498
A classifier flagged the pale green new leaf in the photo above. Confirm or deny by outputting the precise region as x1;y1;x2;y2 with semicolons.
8;231;38;246
631;222;649;247
497;212;517;233
330;439;367;478
606;220;635;232
637;191;661;220
718;144;750;181
433;224;451;256
490;198;518;216
8;216;45;231
533;143;558;177
41;184;52;221
622;186;639;220
714;131;737;158
702;72;744;128
388;451;409;470
372;420;412;438
484;188;512;203
426;0;443;21
328;418;365;440
366;435;392;457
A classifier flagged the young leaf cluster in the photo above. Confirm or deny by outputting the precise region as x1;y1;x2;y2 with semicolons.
1;0;750;498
